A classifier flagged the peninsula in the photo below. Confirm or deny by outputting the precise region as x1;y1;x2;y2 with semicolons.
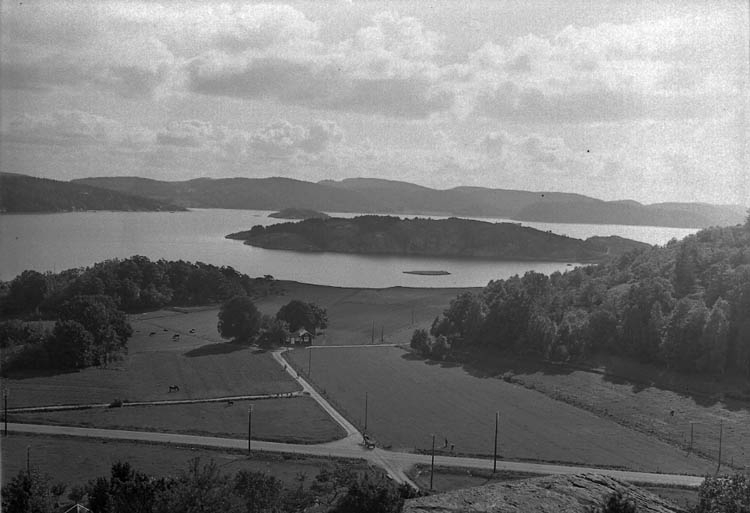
226;216;650;262
269;208;331;220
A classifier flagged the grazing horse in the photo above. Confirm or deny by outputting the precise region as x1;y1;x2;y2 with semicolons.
168;385;180;393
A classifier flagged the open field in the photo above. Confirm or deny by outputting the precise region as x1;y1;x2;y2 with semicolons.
12;396;345;444
254;281;476;346
285;346;716;474
482;357;750;470
1;434;370;489
2;310;299;408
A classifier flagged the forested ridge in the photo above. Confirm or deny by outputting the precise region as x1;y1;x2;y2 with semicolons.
0;257;277;373
419;217;750;377
0;173;186;213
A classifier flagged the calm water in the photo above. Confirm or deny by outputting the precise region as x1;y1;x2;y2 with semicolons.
0;209;698;287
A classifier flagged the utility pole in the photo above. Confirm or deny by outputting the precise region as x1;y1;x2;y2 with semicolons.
3;389;8;437
371;321;375;344
430;434;436;491
248;405;253;452
716;421;723;474
364;392;368;433
308;348;311;377
493;411;499;473
380;326;384;343
690;422;694;452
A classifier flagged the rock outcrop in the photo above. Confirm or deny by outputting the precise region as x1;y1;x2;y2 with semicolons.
403;473;686;513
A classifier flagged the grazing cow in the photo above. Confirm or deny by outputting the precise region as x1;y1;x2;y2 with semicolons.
189;329;196;333
168;385;180;393
227;400;234;406
149;332;156;336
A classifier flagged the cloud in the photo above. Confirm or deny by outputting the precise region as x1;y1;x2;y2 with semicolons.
186;10;454;118
2;110;153;148
248;120;343;158
2;3;742;122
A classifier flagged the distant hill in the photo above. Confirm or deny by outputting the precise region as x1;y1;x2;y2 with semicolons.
0;173;186;213
73;175;746;228
226;216;650;262
269;208;330;220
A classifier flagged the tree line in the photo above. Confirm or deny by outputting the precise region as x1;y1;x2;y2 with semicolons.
2;458;415;513
414;218;750;377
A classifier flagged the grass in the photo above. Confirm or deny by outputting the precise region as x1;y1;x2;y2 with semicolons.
285;345;716;474
253;282;476;346
12;396;346;444
408;465;538;493
1;434;370;490
474;354;750;470
2;309;299;408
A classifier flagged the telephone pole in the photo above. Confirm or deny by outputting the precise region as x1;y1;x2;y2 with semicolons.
716;421;723;474
3;389;8;437
371;321;375;344
364;392;368;433
248;405;253;452
430;434;436;491
493;411;499;473
308;348;312;377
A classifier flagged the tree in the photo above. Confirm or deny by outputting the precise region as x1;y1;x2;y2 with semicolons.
256;315;289;349
60;295;132;365
234;470;283;513
46;320;95;369
6;270;48;314
700;298;731;374
410;328;430;354
217;296;262;343
1;469;59;513
694;473;750;513
332;474;407;513
276;300;327;333
153;459;237;513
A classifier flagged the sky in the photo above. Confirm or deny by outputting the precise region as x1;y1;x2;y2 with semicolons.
0;0;748;206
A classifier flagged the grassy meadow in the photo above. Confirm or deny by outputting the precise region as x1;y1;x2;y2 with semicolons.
13;396;345;443
285;345;717;474
1;434;370;490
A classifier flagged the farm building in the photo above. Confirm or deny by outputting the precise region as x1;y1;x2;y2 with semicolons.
289;329;314;345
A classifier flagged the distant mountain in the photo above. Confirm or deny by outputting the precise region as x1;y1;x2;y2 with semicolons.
0;173;186;213
227;216;650;262
73;175;746;228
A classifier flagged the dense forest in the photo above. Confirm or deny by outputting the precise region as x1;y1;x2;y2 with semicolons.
0;257;277;373
416;217;750;377
228;216;649;262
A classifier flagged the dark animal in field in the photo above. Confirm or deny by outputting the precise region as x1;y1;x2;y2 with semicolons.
149;332;156;336
163;328;168;331
189;329;196;333
670;410;675;416
172;334;180;339
168;385;180;392
227;400;234;406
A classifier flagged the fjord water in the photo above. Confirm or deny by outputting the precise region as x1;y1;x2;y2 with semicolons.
0;209;698;287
